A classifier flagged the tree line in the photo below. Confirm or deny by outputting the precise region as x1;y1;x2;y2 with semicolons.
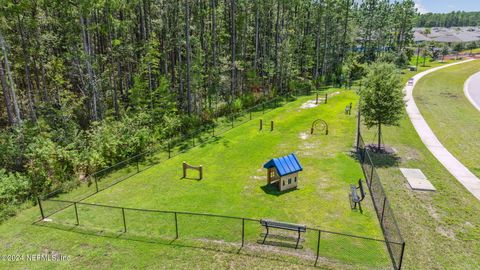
0;0;417;221
417;11;480;28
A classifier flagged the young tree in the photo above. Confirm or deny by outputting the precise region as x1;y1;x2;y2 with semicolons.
359;62;404;151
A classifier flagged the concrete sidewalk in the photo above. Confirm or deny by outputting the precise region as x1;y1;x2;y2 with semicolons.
405;60;480;201
464;69;480;112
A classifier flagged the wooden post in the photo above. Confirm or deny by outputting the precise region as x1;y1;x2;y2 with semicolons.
315;92;319;104
267;168;271;184
182;162;187;178
270;121;274;131
259;119;263;130
325;93;328;104
199;165;203;180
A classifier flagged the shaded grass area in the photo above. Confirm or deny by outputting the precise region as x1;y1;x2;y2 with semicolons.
0;91;391;269
414;60;480;177
361;60;480;269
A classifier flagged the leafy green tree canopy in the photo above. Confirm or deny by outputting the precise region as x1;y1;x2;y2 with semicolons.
359;62;405;149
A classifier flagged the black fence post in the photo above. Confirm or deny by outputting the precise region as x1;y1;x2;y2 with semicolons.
398;242;406;270
356;107;361;151
241;218;245;247
325;93;328;104
262;102;265;114
122;208;127;233
316;92;319;104
136;159;140;173
37;197;45;220
314;230;321;266
174;212;179;239
74;202;79;225
231;114;234;128
168;139;171;159
249;110;252;120
212;124;215;137
94;174;99;193
380;197;387;224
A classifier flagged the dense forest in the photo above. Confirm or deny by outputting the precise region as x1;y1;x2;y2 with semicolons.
417;11;480;28
0;0;417;220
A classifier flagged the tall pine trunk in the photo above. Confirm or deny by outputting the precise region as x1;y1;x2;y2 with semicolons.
185;0;192;115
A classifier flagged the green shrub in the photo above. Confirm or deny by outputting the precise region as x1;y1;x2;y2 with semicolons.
0;169;30;222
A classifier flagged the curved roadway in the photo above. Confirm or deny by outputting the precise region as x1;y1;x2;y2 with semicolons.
464;70;480;112
405;60;480;201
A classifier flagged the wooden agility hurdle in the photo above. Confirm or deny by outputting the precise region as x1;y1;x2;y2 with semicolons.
182;162;203;180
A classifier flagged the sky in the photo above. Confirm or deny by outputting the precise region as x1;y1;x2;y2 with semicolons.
415;0;480;14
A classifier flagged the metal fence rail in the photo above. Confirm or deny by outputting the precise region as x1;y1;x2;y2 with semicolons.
356;134;406;270
37;198;397;269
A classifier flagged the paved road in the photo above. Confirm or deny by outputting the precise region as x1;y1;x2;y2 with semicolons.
464;70;480;112
405;60;480;201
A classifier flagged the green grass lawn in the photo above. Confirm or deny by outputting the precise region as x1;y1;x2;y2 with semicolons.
0;91;392;269
361;60;480;269
413;60;480;178
461;48;480;54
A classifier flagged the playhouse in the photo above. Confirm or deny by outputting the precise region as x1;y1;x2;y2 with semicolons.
263;153;303;191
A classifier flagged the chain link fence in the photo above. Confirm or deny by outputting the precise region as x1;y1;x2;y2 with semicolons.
357;134;406;270
37;199;394;269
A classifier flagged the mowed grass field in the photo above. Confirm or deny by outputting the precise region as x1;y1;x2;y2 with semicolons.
361;60;480;269
414;60;480;177
0;91;392;270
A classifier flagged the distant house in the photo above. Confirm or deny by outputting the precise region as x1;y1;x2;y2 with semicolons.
263;153;303;191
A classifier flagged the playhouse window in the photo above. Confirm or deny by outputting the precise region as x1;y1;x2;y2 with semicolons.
288;178;292;184
282;180;285;186
294;177;297;182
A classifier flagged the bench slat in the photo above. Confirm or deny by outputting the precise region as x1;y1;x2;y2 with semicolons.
260;219;306;232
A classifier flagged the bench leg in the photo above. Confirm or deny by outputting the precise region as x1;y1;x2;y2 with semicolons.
295;229;301;249
358;202;363;214
262;226;269;244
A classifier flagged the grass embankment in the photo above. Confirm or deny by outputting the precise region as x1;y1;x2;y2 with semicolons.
414;60;480;177
361;60;480;269
0;91;390;269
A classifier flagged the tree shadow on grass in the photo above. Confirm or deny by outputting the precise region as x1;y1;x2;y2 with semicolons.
347;147;401;168
366;152;401;168
260;184;297;196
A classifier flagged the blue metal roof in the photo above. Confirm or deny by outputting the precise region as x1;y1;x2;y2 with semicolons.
263;153;303;177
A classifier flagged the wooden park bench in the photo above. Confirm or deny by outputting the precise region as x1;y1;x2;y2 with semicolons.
260;219;306;249
349;179;366;214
